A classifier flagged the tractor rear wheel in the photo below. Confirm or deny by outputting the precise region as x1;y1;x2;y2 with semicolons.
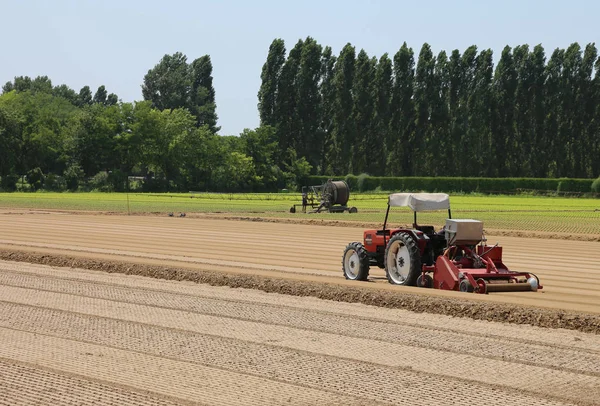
342;242;370;281
384;233;421;286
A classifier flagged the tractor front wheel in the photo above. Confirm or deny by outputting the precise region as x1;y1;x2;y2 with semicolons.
342;242;370;281
384;233;421;286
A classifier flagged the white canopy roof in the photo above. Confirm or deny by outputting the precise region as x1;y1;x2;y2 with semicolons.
388;193;450;211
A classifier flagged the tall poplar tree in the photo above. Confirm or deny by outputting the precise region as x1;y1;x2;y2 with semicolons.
318;47;337;174
558;43;582;177
258;39;286;127
459;46;478;176
388;42;415;176
529;45;547;177
352;50;376;174
189;55;219;132
468;48;493;176
296;37;323;165
430;51;450;175
591;53;600;177
372;53;393;176
274;39;304;160
328;43;356;174
446;50;463;176
413;43;436;175
578;43;597;177
492;46;517;177
544;48;565;177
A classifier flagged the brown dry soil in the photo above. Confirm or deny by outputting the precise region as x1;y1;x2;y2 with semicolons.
3;207;600;241
2;260;600;405
1;210;600;332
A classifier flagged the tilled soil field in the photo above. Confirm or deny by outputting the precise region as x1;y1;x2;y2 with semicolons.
1;211;600;405
1;260;600;406
1;211;600;316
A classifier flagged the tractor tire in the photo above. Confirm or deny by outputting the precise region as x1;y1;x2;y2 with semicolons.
348;206;358;214
384;233;421;286
342;242;370;281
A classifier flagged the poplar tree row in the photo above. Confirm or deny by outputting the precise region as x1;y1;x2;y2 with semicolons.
258;38;600;178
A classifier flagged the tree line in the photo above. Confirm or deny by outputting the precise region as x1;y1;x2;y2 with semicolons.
258;38;600;179
1;39;599;194
0;54;310;192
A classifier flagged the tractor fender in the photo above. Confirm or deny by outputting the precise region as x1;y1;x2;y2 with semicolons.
389;230;428;254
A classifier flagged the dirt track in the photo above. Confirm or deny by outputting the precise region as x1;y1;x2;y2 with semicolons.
2;260;600;405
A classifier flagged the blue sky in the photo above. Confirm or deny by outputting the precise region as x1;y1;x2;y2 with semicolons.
1;0;598;135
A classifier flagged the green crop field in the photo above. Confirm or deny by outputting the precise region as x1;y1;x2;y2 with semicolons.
0;192;599;235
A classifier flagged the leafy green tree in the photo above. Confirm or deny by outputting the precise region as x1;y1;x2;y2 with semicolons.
529;45;547;177
296;37;323;167
282;148;312;190
430;50;451;175
544;48;565;177
142;52;190;111
457;46;478;176
329;43;356;175
591;53;600;177
258;39;286;127
52;84;78;105
63;164;85;191
492;46;517;177
142;52;219;132
388;42;415;176
318;46;337;174
0;89;79;176
67;104;120;176
13;76;32;92
238;126;280;190
170;124;216;190
0;105;20;177
2;81;14;94
213;151;259;192
189;55;219;132
352;49;376;174
77;86;93;106
106;93;119;106
467;48;493;176
512;45;533;176
26;167;45;191
413;43;436;175
578;43;597;177
274;39;303;159
557;43;582;177
31;76;52;94
93;85;108;104
446;49;463;176
372;53;392;176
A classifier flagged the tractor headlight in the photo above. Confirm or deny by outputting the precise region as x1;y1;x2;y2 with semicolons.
365;234;372;245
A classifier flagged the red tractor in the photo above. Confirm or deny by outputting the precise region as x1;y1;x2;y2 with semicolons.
342;193;541;294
